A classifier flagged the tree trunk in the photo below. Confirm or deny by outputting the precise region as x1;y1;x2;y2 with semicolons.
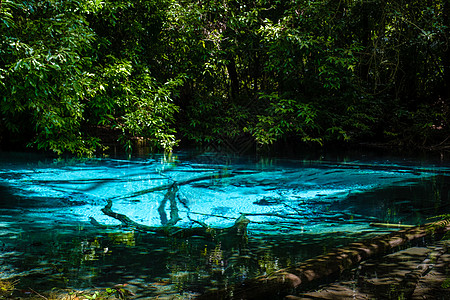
226;56;240;100
442;0;450;100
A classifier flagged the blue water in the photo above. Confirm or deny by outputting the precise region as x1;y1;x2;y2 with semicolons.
0;151;449;297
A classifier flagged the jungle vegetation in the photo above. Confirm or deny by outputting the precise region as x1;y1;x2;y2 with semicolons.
1;0;450;155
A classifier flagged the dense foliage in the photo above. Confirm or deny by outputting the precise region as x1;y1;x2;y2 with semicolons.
1;0;449;155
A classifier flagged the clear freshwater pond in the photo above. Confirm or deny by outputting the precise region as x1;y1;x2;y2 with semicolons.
0;151;449;298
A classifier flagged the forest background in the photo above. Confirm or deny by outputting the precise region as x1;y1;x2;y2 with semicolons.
1;0;450;156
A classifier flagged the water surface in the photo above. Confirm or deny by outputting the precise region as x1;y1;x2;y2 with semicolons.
0;151;449;298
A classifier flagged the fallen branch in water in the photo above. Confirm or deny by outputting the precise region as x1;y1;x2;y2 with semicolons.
157;184;181;226
111;171;236;201
91;198;250;242
197;219;450;300
370;222;415;229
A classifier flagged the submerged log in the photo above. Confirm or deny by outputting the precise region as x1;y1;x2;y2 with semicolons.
92;199;250;242
197;219;450;300
111;172;236;201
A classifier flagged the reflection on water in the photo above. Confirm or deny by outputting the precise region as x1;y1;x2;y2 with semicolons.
0;151;449;297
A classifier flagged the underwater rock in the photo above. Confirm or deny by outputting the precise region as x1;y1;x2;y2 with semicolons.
62;198;88;206
253;197;282;206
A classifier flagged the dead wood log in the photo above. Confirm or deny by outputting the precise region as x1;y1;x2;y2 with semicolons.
93;199;250;242
370;222;415;229
91;170;250;243
111;172;236;201
158;183;181;226
197;219;450;300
